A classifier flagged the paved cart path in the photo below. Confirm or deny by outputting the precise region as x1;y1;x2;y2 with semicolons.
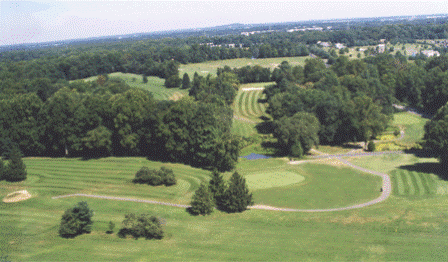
52;150;399;212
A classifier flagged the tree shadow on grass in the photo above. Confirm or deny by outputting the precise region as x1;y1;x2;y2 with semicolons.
255;121;274;134
403;149;438;159
399;162;448;181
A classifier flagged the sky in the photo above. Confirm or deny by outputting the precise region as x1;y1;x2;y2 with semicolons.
0;0;447;46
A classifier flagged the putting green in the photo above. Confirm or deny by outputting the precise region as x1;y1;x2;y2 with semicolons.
245;171;305;190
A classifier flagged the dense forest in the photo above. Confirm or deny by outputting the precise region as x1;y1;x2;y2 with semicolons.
1;19;448;168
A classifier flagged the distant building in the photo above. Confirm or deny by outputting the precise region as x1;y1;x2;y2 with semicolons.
379;39;386;43
335;43;345;49
377;44;386;53
317;41;331;47
422;50;440;57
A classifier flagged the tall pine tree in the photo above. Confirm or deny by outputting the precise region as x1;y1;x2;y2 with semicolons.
5;147;26;182
220;172;253;213
189;182;214;215
208;170;227;207
181;73;191;89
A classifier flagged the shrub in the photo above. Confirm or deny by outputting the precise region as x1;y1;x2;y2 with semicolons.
59;201;94;238
159;167;176;186
118;213;164;240
133;166;176;186
4;147;26;182
107;221;115;234
189;182;214;215
367;141;376;152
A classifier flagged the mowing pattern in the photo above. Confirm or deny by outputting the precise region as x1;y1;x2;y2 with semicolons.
389;169;437;197
234;89;268;121
23;158;209;203
232;88;269;136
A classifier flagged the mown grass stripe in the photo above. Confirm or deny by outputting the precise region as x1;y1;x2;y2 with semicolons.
256;91;268;117
412;171;426;196
401;171;412;195
418;172;432;195
234;90;243;117
247;91;257;118
395;171;406;195
390;172;399;195
243;91;251;118
252;90;264;117
408;171;421;196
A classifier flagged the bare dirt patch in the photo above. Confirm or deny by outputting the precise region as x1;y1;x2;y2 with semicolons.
3;190;32;203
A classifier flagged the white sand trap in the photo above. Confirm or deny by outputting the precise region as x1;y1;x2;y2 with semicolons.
3;190;32;203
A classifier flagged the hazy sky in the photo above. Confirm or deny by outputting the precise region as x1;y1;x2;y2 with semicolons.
1;0;447;46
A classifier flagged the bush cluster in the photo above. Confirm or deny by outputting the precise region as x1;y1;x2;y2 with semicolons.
133;166;176;186
118;213;164;240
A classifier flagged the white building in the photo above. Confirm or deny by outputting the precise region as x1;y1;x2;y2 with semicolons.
422;50;440;57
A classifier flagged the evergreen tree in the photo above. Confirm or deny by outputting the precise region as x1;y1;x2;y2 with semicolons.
59;201;94;238
208;170;227;206
220;172;253;213
189;182;214;215
4;147;26;182
0;158;5;181
181;73;191;89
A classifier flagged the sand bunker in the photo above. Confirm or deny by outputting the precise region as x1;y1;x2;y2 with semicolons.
3;190;32;203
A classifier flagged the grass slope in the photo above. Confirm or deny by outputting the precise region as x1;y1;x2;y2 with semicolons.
83;72;187;100
392;112;429;144
231;82;270;137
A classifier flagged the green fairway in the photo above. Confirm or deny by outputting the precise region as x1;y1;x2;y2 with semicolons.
2;156;448;261
250;163;382;209
82;72;188;100
231;82;270;137
393;112;428;144
245;171;305;190
179;56;310;78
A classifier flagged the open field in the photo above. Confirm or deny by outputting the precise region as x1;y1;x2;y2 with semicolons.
3;156;435;261
179;56;310;78
82;72;188;100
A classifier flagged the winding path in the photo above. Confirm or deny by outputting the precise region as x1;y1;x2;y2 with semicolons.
51;150;398;212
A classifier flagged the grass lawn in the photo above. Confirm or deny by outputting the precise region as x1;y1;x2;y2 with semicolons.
392;112;429;144
82;72;188;100
250;163;382;209
179;56;310;78
1;156;448;261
